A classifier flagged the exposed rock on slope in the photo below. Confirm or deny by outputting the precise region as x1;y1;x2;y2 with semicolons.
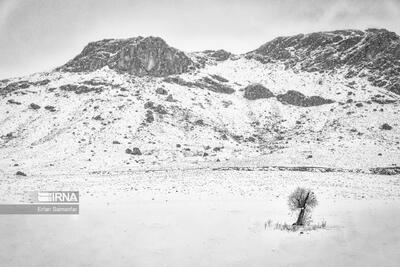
164;76;235;94
249;29;400;95
203;49;232;61
277;90;334;107
61;36;193;77
243;84;274;100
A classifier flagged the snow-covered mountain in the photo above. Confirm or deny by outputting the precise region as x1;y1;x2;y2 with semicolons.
1;29;399;174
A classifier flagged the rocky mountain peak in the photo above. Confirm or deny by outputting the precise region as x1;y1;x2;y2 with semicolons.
60;36;194;77
248;28;400;95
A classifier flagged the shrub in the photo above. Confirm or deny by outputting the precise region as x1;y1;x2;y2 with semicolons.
288;187;318;226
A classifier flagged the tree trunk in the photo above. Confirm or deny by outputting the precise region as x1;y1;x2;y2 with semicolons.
295;208;306;225
294;192;310;226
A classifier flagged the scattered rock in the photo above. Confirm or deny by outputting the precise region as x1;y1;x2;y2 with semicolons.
7;99;21;105
154;105;167;114
60;84;102;94
44;105;56;112
29;103;41;110
144;101;154;109
15;171;27;176
145;110;154;123
126;147;142;155
156;87;168;95
380;123;392;130
93;115;103;121
194;119;204;126
166;94;177;102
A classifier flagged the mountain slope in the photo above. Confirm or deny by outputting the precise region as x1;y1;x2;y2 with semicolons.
248;28;400;95
0;30;399;174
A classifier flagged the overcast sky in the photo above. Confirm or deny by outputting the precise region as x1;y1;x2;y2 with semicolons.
1;0;399;79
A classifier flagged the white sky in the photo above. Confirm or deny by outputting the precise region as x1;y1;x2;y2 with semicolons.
1;0;399;79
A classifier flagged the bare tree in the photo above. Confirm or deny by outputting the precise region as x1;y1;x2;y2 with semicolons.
288;187;318;226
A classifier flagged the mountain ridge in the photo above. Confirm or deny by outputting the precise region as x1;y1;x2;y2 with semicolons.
0;28;399;174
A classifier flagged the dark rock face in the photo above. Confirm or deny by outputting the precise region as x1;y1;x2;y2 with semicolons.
243;84;274;100
16;171;27;176
249;29;400;95
61;36;193;77
277;90;334;107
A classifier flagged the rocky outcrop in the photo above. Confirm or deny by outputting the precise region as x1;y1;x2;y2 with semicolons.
61;36;193;77
277;90;334;107
59;84;102;94
243;84;274;100
203;49;232;61
164;76;235;94
249;29;400;95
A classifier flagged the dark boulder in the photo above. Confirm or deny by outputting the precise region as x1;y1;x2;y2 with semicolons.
380;123;393;130
166;94;177;102
155;87;168;95
29;103;41;110
44;105;56;112
243;84;274;100
145;110;154;123
16;171;27;176
277;90;334;107
126;147;142;155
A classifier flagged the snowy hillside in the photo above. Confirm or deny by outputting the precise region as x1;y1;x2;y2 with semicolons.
0;29;399;174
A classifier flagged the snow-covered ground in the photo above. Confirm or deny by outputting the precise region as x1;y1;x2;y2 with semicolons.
1;46;399;266
0;170;399;266
1;57;399;172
